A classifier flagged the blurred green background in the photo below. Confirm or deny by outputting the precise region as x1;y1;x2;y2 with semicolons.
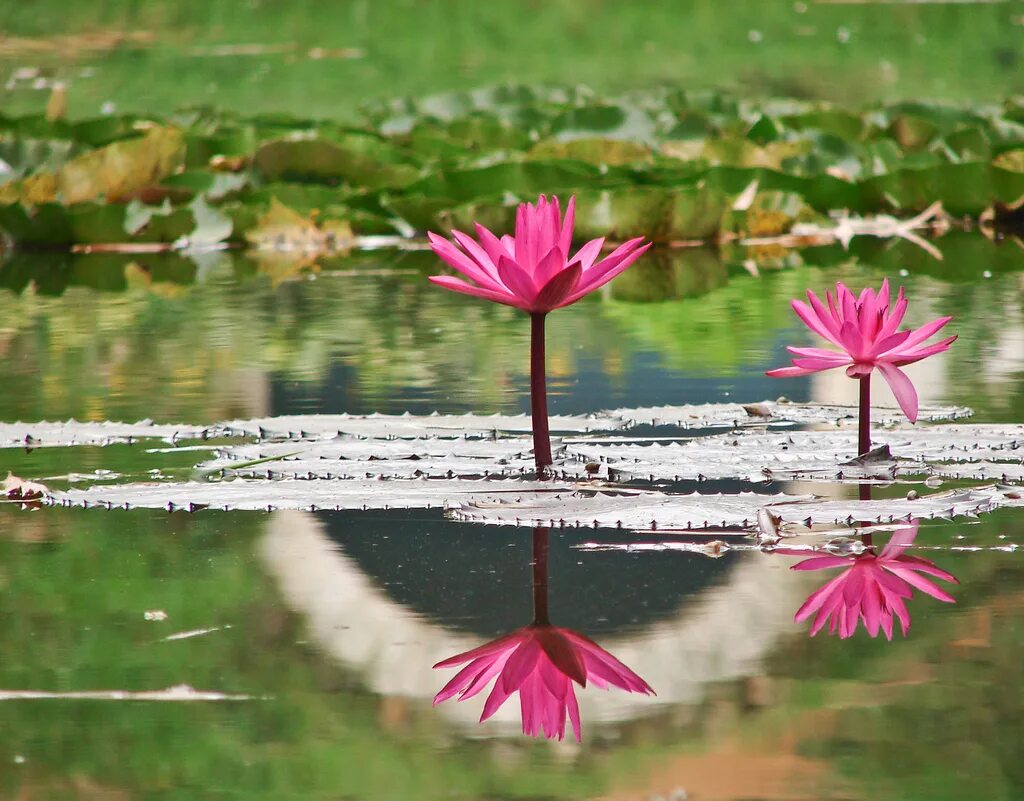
2;0;1024;119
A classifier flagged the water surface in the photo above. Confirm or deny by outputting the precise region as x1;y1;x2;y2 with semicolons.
1;237;1022;800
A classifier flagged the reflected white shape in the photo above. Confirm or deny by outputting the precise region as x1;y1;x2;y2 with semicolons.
261;511;807;737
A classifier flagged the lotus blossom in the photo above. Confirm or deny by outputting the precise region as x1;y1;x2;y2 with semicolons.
433;624;654;742
428;195;650;474
767;279;956;424
434;527;654;741
788;522;958;639
428;195;650;313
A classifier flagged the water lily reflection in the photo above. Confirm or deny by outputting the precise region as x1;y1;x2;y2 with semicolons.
432;527;654;741
782;521;958;640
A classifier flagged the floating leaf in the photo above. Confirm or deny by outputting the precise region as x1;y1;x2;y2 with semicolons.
17;126;185;205
449;485;1024;530
0;419;215;448
528;137;653;166
604;401;972;429
45;477;579;513
253;135;419;189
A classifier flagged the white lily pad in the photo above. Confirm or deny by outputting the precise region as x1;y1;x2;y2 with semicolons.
573;425;1024;483
45;477;583;512
217;412;621;440
604;401;973;430
0;419;215;448
204;436;544;464
0;401;974;451
447;484;1024;530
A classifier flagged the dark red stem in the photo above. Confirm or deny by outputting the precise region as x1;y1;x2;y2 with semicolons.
530;312;553;476
532;527;550;625
858;374;871;457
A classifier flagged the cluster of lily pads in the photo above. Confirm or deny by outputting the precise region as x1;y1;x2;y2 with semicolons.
2;85;1024;252
4;402;1021;534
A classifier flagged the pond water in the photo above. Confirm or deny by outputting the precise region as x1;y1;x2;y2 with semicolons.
2;234;1023;800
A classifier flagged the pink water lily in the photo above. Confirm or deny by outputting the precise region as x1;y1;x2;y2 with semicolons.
767;279;956;457
787;522;958;640
433;527;654;741
767;279;956;424
428;195;650;313
433;624;654;742
428;195;650;475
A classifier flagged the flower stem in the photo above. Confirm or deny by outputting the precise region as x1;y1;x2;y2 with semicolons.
530;312;553;476
858;374;871;457
532;527;550;625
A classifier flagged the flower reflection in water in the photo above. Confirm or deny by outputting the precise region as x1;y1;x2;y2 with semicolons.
432;527;654;741
783;521;958;640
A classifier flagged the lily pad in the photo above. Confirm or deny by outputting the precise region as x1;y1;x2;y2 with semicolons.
448;485;1024;531
45;477;579;513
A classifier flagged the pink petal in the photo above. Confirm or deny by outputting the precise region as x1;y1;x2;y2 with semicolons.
568;632;654;694
538;197;559;256
451;229;500;281
500;234;517;259
837;320;864;358
880;609;894;641
535;628;587;686
474;222;513;266
862;580;883;637
432;631;523;668
871;329;911;357
480;677;514;722
458;652;515;701
840;283;858;326
786;346;851;362
877;362;919;423
563;239;650;303
532;245;567;290
559;196;576;257
793;356;852;371
766;365;820;378
793;299;843;345
536;262;582;311
888;335;957;366
497;255;538;304
501;637;542;693
795;572;848;622
859;288;879;341
883;565;957;602
897;315;953;351
428;275;524;310
428;232;502;290
790;555;857;571
842;562;869;604
566;684;582;742
433;656;493;704
807;289;843;340
876;292;908;340
878;278;891;311
570;237;605;271
880;523;919;559
892;555;959;584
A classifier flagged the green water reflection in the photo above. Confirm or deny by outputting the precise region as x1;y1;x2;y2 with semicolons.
0;235;1022;800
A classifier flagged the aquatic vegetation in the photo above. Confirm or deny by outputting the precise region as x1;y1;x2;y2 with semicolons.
428;194;648;472
768;279;956;454
784;522;958;640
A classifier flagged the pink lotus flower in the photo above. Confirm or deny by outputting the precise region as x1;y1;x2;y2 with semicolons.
428;195;650;313
788;522;958;639
428;195;650;474
766;279;956;423
433;624;654;741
